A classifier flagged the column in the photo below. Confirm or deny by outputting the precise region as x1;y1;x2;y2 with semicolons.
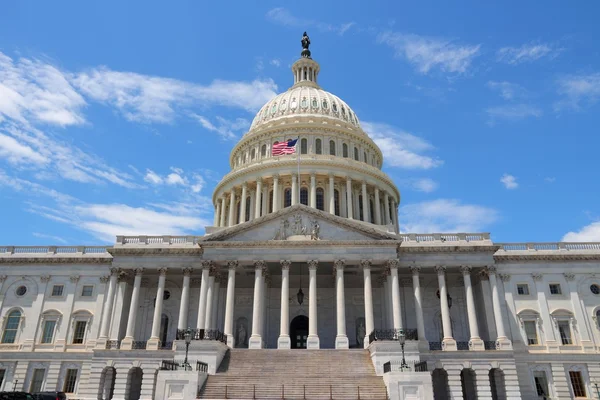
328;174;335;214
204;272;216;330
148;267;167;350
262;184;268;216
196;261;212;330
374;188;381;225
564;273;594;351
249;190;256;221
460;266;484;350
291;174;298;205
249;261;265;349
388;260;403;330
361;181;370;222
435;266;457;351
213;202;220;226
210;275;221;331
219;197;227;227
346;177;353;219
177;268;192;330
307;260;320;349
383;275;393;328
228;189;236;226
224;261;237;348
99;268;118;340
487;267;512;350
121;268;143;350
309;173;316;208
239;183;247;223
272;175;279;212
410;266;427;343
255;178;262;218
278;260;291;349
392;200;399;233
361;260;374;348
334;260;349;349
383;192;390;225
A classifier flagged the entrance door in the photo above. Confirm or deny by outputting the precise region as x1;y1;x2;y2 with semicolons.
290;315;309;349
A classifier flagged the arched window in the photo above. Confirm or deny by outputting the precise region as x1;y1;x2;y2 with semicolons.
596;309;600;329
334;189;340;216
354;147;359;161
316;188;324;211
369;200;375;223
358;195;364;221
343;143;348;158
284;188;292;208
160;314;168;345
261;145;267;157
300;188;309;206
364;152;368;163
315;139;322;154
268;191;274;213
251;149;256;160
245;197;251;222
329;140;336;156
301;138;308;154
2;310;21;343
235;201;241;224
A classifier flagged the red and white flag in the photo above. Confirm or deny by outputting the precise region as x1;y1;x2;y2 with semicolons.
271;138;299;156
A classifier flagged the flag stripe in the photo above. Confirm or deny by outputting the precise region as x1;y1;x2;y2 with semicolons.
271;139;298;156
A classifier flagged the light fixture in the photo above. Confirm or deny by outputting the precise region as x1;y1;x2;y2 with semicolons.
183;328;192;370
297;265;304;305
398;329;408;371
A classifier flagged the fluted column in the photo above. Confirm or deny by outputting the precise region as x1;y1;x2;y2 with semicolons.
249;261;265;349
391;200;399;233
148;267;167;350
214;202;220;226
291;174;298;206
219;197;227;227
328;174;335;214
309;173;316;208
249;190;256;221
383;192;390;225
307;260;320;349
177;268;192;330
210;275;221;330
228;189;236;226
374;188;381;225
278;260;291;349
272;175;279;212
224;261;237;348
487;266;512;350
388;260;403;330
435;266;457;351
361;260;374;348
121;268;143;349
240;183;247;223
204;271;216;330
361;181;370;222
255;178;262;218
346;177;353;219
99;268;119;340
459;266;484;350
334;260;349;349
197;261;212;330
410;266;427;343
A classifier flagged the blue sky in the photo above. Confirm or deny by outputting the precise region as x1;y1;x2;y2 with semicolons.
1;0;600;245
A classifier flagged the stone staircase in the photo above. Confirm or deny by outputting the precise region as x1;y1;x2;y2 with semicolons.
198;349;388;399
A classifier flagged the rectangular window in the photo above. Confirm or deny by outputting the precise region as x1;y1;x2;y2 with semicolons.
558;320;573;345
524;321;538;345
534;371;549;396
549;283;562;295
517;284;530;295
0;369;5;390
51;285;64;297
81;285;93;297
63;368;78;393
72;321;86;344
41;320;56;344
569;371;586;397
30;368;45;393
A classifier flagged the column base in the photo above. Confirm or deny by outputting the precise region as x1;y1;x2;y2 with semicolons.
335;335;349;349
417;340;430;352
307;335;320;349
278;335;291;349
120;337;133;350
468;337;484;351
249;335;263;349
146;337;160;351
442;338;457;351
581;339;595;353
496;337;513;351
364;335;371;349
95;337;108;350
226;334;235;348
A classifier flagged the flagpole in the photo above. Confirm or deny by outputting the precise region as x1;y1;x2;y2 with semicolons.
296;136;300;205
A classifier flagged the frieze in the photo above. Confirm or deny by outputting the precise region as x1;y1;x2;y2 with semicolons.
0;257;112;264
107;247;203;256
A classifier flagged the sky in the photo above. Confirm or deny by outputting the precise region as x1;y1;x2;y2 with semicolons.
1;0;600;245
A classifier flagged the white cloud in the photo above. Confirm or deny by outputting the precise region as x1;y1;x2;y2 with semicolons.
544;177;556;183
377;32;480;74
555;73;600;110
143;167;206;193
362;121;443;169
563;221;600;242
266;8;355;35
487;81;527;100
497;42;562;65
411;178;438;193
400;199;498;233
191;114;249;140
144;169;163;184
270;59;281;67
485;104;542;123
500;174;518;189
32;232;68;244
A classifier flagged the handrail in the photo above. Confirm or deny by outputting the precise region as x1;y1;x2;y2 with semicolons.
368;329;418;344
176;329;227;343
497;242;600;251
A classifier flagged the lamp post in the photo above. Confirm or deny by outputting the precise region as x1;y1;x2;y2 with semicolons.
12;374;19;399
184;328;192;371
398;329;408;372
593;382;600;399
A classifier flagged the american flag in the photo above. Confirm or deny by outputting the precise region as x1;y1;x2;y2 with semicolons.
271;138;298;156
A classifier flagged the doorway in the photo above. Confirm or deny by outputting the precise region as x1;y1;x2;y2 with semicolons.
290;315;308;349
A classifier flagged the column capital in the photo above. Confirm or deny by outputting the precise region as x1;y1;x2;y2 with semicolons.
40;275;51;283
70;275;80;283
459;265;472;275
409;265;421;276
307;260;318;270
182;268;192;277
242;181;248;188
227;260;239;270
280;260;291;270
387;259;400;269
333;259;345;271
109;267;120;276
360;259;372;269
499;273;511;282
254;260;267;270
99;276;110;284
256;177;263;184
486;265;498;275
563;272;575;281
272;174;280;180
434;265;446;275
158;267;168;276
0;275;6;282
531;272;543;281
201;260;213;270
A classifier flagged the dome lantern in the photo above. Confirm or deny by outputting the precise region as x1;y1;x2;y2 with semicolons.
292;32;320;87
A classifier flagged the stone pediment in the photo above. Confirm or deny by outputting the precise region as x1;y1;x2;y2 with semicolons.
203;205;397;243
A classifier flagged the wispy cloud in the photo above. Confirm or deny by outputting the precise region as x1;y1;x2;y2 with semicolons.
500;174;518;189
144;167;206;193
362;121;442;169
563;221;600;242
555;72;600;111
377;32;480;74
270;59;281;67
485;104;542;124
191;114;249;140
408;178;438;193
266;8;355;36
497;42;563;65
32;232;68;244
400;199;498;233
487;81;528;100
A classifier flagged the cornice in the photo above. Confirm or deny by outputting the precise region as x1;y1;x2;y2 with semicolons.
400;245;500;254
201;240;400;248
0;257;112;264
494;254;600;262
107;247;204;256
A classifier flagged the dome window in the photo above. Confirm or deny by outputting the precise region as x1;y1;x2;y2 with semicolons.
300;138;308;154
322;99;328;109
291;98;298;110
354;147;359;161
251;149;256;160
341;106;346;116
332;103;338;113
281;99;287;111
261;145;267;157
343;143;348;158
316;188;324;211
301;97;308;109
311;98;318;108
315;139;322;154
329;140;336;156
271;103;278;115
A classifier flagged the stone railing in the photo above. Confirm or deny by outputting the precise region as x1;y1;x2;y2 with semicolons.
497;242;600;251
398;233;491;242
0;246;109;254
116;236;200;245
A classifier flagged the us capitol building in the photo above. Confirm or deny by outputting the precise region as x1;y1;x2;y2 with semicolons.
1;35;599;400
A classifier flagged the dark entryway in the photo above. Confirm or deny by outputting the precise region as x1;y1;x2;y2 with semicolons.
290;315;308;349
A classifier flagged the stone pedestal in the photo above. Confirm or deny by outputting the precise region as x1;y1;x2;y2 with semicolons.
147;338;160;351
95;337;108;350
155;370;207;400
307;335;320;349
496;337;513;351
469;338;485;351
383;372;434;400
278;335;291;349
335;335;349;349
442;338;457;351
120;337;133;350
249;336;263;349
